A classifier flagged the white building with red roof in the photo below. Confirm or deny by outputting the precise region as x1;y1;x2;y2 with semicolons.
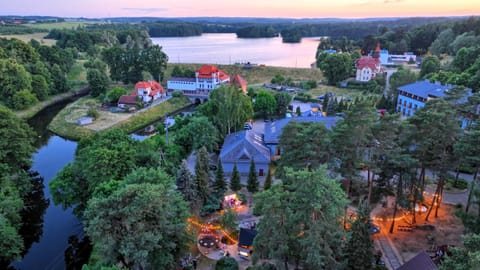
132;80;165;103
355;44;383;82
167;65;232;97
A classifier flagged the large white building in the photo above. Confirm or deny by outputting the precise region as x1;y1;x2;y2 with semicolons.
167;65;231;97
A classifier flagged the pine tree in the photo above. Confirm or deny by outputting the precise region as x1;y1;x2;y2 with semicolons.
195;146;210;203
322;94;330;113
230;163;242;192
296;106;302;116
213;158;226;196
176;160;197;203
247;158;259;193
344;201;374;270
264;168;272;190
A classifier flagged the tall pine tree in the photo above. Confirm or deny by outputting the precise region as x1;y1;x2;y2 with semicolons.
230;163;242;192
263;168;272;190
213;158;226;196
344;201;374;270
247;158;259;193
195;146;210;204
176;160;197;204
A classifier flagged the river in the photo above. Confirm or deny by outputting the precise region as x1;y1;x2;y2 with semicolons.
152;33;320;68
10;99;84;270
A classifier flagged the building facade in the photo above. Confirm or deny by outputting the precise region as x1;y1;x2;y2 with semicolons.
396;80;454;117
219;130;270;177
167;65;231;97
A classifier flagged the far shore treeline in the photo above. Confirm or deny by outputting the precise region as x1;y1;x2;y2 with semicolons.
0;16;469;42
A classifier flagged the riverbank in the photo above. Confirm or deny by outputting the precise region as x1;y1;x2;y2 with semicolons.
14;88;89;119
48;96;191;141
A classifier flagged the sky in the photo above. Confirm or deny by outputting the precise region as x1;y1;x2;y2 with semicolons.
2;0;480;18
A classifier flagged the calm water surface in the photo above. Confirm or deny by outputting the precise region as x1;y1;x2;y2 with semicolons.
11;100;82;270
152;33;320;68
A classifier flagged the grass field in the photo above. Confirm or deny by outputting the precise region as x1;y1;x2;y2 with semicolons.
24;21;90;30
0;32;56;46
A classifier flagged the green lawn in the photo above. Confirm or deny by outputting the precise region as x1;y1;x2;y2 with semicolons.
24;21;91;30
0;32;56;46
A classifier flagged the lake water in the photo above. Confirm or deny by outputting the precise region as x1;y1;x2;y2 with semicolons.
152;33;320;68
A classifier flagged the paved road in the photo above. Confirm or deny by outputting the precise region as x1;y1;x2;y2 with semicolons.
375;231;403;270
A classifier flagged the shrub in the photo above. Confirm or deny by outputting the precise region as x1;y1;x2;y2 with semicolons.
172;90;184;98
215;257;238;270
87;106;100;119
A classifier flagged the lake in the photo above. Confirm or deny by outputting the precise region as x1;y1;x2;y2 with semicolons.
152;33;320;68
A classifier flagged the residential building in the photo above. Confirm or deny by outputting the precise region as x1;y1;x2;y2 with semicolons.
356;44;382;82
396;80;455;117
219;130;270;177
117;95;138;110
133;80;165;103
264;116;340;160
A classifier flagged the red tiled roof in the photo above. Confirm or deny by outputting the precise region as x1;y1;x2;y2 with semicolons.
197;65;230;80
133;80;164;96
118;95;137;105
357;56;379;70
232;74;247;93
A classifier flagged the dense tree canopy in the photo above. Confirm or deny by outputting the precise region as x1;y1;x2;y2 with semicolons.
199;85;253;136
253;167;348;269
277;121;332;174
317;53;353;85
85;169;189;269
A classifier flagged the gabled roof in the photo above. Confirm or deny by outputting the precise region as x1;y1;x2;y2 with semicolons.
133;80;164;96
220;130;270;163
357;56;379;70
397;251;437;270
197;65;230;81
232;74;247;93
238;228;257;247
264;117;340;144
118;95;137;105
397;80;454;99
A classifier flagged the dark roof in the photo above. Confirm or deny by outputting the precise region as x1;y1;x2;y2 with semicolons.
220;130;270;163
238;228;257;247
118;95;137;105
397;80;454;99
167;77;196;82
397;251;437;270
264;116;340;144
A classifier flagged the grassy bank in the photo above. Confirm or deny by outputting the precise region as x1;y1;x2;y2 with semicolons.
49;96;191;141
164;63;323;85
110;96;191;133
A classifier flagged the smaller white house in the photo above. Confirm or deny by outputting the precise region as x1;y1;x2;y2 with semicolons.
133;80;165;103
356;56;382;82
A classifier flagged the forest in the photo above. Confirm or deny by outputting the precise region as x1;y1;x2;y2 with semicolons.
1;15;480;269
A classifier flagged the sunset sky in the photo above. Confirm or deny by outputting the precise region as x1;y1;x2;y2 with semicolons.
2;0;480;18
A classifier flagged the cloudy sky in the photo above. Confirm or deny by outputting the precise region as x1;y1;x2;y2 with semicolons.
2;0;479;18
